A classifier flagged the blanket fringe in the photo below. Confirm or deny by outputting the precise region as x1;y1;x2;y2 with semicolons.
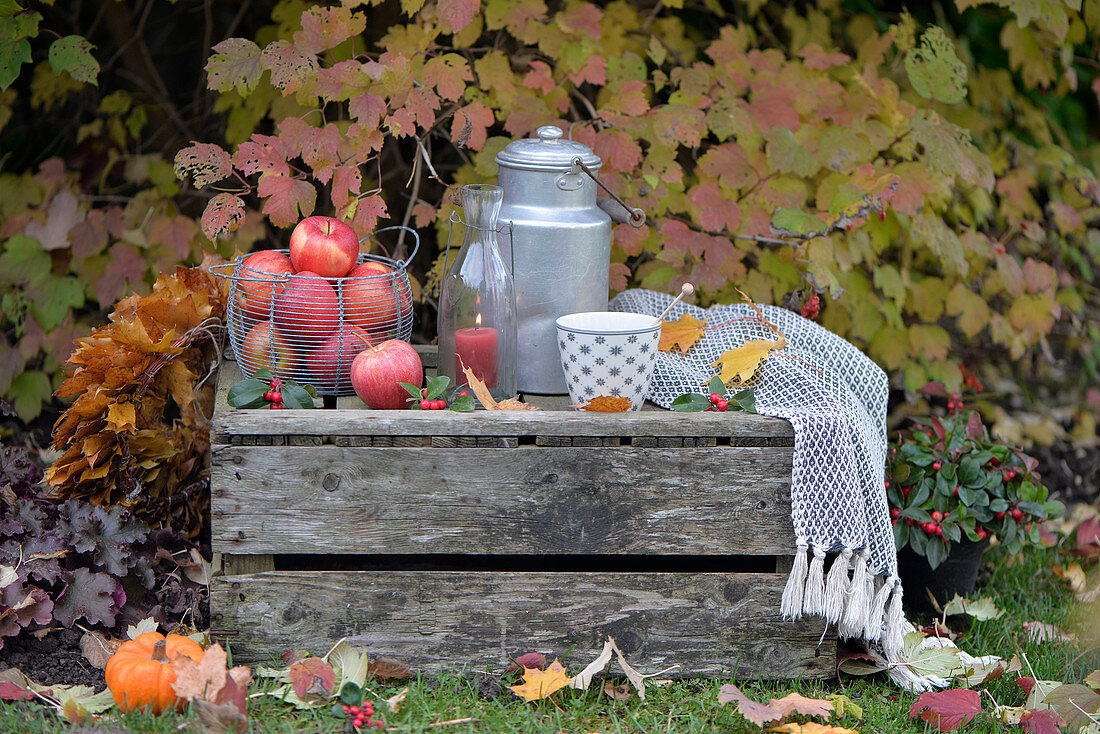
839;549;870;638
803;546;827;615
824;547;852;622
884;579;906;656
865;573;893;641
780;539;809;620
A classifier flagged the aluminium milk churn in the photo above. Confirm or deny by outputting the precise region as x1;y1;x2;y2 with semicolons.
495;125;614;394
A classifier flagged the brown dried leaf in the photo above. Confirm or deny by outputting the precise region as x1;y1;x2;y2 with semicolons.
503;652;548;675
385;686;409;713
1023;621;1079;646
1052;563;1087;595
192;699;248;734
289;657;335;700
172;643;230;702
769;692;834;719
459;359;540;411
603;681;633;701
367;656;411;680
659;314;707;353
79;631;123;669
572;396;633;412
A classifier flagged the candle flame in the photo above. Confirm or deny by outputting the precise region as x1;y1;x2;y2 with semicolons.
475;313;482;327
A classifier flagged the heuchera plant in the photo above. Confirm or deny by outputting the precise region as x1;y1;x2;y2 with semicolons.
888;404;1064;569
0;445;204;648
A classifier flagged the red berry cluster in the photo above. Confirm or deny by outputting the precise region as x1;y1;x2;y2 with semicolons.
342;702;383;729
264;378;284;410
417;387;469;410
946;392;963;413
707;393;729;411
800;294;820;320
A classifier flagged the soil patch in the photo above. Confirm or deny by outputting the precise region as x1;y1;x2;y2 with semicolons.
1;628;106;692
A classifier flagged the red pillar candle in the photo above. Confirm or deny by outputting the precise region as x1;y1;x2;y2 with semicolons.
454;324;499;387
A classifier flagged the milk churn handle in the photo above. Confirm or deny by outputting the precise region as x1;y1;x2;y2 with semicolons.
572;157;646;228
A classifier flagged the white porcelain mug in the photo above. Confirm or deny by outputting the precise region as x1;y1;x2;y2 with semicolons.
555;312;661;410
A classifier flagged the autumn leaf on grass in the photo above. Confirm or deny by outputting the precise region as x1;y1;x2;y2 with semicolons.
1017;708;1067;734
908;689;981;732
1023;621;1079;646
1074;516;1100;560
504;652;548;675
1052;562;1086;594
768;724;860;734
1043;684;1100;733
1087;670;1100;692
659;314;707;353
571;395;632;411
289;657;335;701
942;594;1004;621
172;643;252;733
460;360;540;411
79;630;123;669
770;692;835;719
717;684;784;727
509;659;573;702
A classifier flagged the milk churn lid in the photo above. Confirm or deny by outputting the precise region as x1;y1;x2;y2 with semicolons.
495;125;601;172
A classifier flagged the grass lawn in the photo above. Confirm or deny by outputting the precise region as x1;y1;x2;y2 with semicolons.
2;543;1093;733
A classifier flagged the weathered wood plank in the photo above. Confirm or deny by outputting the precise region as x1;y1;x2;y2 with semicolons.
212;359;794;441
210;445;794;555
209;571;834;678
222;554;275;575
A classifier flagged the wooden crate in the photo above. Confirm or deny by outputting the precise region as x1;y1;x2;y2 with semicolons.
209;350;835;678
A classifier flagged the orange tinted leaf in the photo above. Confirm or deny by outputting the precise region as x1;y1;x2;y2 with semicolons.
659;314;707;353
768;692;834;719
574;396;632;412
459;361;539;411
201;193;246;242
508;659;573;702
258;175;317;228
259;40;318;94
438;0;478;32
293;6;365;55
451;102;494;150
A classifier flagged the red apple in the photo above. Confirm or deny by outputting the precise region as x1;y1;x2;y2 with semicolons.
289;216;359;278
272;271;340;346
237;320;298;378
307;324;376;392
350;339;423;409
341;261;414;338
233;250;294;321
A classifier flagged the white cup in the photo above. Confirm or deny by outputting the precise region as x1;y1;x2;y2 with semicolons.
555;312;662;410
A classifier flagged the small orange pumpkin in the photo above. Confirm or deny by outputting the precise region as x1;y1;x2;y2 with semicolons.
104;631;205;713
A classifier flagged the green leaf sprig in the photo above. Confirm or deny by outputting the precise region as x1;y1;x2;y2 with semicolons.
399;375;475;412
671;376;755;413
227;368;317;409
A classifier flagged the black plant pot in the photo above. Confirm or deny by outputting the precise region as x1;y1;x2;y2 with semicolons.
897;538;990;616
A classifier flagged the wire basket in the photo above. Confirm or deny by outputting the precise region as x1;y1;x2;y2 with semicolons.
209;226;418;397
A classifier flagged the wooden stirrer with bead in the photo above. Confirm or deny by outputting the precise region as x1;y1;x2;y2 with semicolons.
656;283;695;322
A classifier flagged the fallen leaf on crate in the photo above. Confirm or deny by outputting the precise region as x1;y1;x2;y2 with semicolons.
461;361;540;411
367;656;411;680
509;659;573;702
1023;621;1079;646
572;395;632;412
908;689;981;732
289;657;335;700
942;594;1004;620
570;639;613;690
385;686;409;713
768;723;859;734
712;336;787;384
603;681;633;701
79;630;122;669
659;314;707;353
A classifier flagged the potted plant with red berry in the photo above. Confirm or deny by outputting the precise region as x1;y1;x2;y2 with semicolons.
887;399;1064;612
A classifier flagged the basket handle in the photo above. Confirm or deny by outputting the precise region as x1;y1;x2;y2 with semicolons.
366;225;420;269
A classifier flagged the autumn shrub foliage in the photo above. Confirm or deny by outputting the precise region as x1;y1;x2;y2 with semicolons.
174;0;1099;409
2;0;1099;433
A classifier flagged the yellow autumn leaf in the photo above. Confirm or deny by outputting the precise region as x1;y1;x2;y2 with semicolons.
571;395;633;412
712;335;786;383
105;401;137;433
769;723;860;734
459;360;540;411
659;314;707;353
508;659;573;702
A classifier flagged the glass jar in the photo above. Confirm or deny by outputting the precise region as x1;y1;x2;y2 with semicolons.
437;184;517;402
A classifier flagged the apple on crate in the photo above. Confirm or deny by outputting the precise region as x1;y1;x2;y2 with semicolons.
288;216;360;278
351;339;423;410
234;250;294;321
